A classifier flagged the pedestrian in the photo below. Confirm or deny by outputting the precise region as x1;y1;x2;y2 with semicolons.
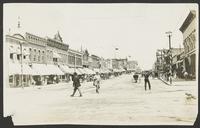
70;72;82;97
133;73;139;83
144;72;151;91
138;73;142;83
168;72;172;85
93;72;101;93
184;71;188;80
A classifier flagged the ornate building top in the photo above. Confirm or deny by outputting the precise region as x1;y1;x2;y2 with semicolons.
54;31;63;43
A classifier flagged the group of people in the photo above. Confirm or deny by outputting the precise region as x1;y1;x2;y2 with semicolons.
70;71;152;97
70;72;101;97
133;72;151;91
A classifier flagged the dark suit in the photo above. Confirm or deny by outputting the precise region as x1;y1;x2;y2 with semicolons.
144;74;151;90
71;75;82;97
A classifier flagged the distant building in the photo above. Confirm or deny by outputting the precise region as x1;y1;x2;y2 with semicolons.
89;54;101;69
67;48;83;68
179;10;196;78
112;58;128;69
127;60;138;71
154;48;184;75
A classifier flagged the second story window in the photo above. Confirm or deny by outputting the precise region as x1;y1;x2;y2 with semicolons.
10;53;13;59
53;58;57;62
33;55;36;61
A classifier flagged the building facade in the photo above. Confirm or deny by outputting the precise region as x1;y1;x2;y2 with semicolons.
89;54;101;69
82;49;90;68
127;60;138;71
6;29;86;87
67;49;83;68
112;58;128;70
179;10;197;78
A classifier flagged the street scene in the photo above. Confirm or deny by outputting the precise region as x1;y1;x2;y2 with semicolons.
3;3;198;126
4;74;198;125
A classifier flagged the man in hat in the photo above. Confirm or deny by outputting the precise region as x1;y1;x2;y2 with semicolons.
144;72;151;91
71;72;82;97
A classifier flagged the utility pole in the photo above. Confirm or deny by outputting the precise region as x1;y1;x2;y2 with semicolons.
20;43;24;89
165;31;172;84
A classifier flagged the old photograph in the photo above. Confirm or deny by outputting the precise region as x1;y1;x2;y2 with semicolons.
3;3;198;126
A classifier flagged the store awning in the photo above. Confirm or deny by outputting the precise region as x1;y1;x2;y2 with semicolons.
99;69;110;74
23;64;38;75
32;64;50;75
59;65;74;74
79;68;87;74
9;46;15;54
9;63;37;75
113;69;119;72
46;64;64;75
73;68;82;75
83;68;95;74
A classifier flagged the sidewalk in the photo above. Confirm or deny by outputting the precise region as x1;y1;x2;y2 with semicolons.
159;77;197;86
5;74;125;94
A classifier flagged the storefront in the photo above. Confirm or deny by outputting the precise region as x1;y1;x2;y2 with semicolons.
31;63;64;85
59;65;74;82
9;63;36;87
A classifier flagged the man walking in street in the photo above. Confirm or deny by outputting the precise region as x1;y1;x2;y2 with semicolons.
71;72;82;97
144;72;151;91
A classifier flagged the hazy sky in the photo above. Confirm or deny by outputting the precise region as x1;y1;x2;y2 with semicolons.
4;3;198;70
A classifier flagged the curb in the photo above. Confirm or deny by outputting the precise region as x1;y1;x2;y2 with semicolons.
158;77;173;86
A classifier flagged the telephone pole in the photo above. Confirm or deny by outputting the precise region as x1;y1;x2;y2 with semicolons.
165;31;172;84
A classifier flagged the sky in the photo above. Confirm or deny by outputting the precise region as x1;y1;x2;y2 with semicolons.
3;3;198;70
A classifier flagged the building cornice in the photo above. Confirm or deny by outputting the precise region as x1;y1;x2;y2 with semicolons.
179;10;196;33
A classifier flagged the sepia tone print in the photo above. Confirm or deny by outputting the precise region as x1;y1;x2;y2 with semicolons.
3;3;198;125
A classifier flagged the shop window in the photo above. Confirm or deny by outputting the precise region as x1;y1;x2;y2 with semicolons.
10;53;13;59
23;55;26;59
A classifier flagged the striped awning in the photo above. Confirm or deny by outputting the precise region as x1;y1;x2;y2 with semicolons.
46;64;64;75
32;64;64;75
9;63;37;75
59;65;74;74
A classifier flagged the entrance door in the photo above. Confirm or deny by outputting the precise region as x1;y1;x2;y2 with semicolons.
185;57;190;74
